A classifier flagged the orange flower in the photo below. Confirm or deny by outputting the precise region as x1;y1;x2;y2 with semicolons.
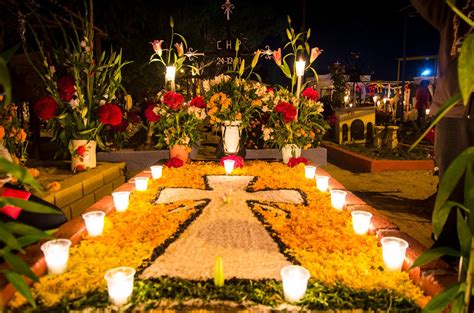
273;48;282;66
0;125;5;140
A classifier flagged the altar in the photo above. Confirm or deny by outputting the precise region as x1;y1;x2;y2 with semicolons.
3;161;441;311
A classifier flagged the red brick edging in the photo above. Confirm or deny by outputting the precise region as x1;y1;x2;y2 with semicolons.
0;167;456;307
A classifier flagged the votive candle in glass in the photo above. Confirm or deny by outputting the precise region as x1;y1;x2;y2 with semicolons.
104;267;136;306
150;165;163;180
315;175;330;192
112;191;130;212
351;211;372;235
223;159;235;175
381;237;409;272
134;177;148;191
82;211;105;237
41;239;72;275
295;60;306;77
330;190;347;210
304;165;316;179
280;265;310;303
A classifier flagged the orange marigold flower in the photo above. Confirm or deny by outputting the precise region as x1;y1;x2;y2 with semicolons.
0;125;5;140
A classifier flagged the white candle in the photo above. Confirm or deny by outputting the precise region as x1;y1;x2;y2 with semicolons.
41;239;72;275
223;159;235;175
280;265;310;303
82;211;105;237
104;267;136;306
295;60;306;77
165;66;176;82
304;165;316;179
351;211;372;235
330;190;347;210
381;237;409;272
344;95;349;104
134;177;148;191
150;165;163;180
315;175;329;192
112;191;130;212
425;108;430;115
373;95;378;104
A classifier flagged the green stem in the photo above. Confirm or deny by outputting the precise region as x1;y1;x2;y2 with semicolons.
463;238;474;312
446;0;474;27
145;122;155;147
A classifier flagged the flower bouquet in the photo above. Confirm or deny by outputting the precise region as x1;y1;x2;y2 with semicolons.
148;90;207;163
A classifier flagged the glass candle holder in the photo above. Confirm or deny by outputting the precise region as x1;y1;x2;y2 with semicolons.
41;239;72;275
315;175;330;192
82;211;105;237
104;267;136;306
330;190;347;210
280;265;310;303
223;159;235;175
112;191;130;212
134;177;148;191
381;237;409;272
150;165;163;180
295;60;306;76
351;211;372;235
304;165;316;179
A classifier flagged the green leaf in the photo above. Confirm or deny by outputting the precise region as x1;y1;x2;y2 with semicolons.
411;247;461;269
433;200;461;238
0;158;44;192
5;222;49;237
409;94;462;151
281;62;292;79
0;222;22;250
0;198;61;215
0;44;19;63
306;28;311;40
465;162;474;221
456;210;471;258
2;251;38;282
5;271;36;308
458;33;474;105
422;282;462;312
286;29;292;41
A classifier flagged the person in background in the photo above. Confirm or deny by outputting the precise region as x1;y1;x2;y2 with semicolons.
415;79;432;126
411;0;474;253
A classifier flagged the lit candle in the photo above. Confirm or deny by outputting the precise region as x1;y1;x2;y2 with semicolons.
304;165;316;179
425;108;430;115
150;165;163;180
330;190;347;210
381;237;409;272
373;95;378;104
112;191;130;212
280;265;310;303
315;175;329;192
82;211;105;237
295;60;306;99
344;95;349;104
349;103;353;108
223;159;235;175
104;267;136;306
165;66;176;91
134;177;148;191
41;239;72;275
351;211;372;235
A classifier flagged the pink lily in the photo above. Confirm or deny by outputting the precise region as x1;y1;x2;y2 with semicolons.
150;40;164;56
174;42;184;57
273;48;282;66
310;47;323;64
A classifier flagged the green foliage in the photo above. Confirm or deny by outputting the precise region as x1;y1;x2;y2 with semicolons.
458;34;474;106
0;159;57;308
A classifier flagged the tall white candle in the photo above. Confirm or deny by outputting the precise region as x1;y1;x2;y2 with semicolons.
304;165;316;179
134;177;148;191
41;239;72;275
315;175;330;192
82;211;105;237
351;211;372;235
150;165;163;180
330;190;347;210
104;267;136;306
223;159;235;175
295;60;305;99
381;237;409;272
165;66;176;91
280;265;310;303
112;191;130;212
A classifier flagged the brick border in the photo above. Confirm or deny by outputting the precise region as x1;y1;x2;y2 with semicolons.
0;166;456;307
322;141;435;173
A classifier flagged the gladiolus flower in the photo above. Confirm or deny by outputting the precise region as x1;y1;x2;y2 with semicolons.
189;96;206;108
273;48;282;66
57;76;76;101
34;96;57;120
174;42;184;57
150;40;164;56
310;47;323;64
145;104;160;122
98;103;123;126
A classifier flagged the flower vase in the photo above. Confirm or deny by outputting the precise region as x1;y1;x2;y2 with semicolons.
281;144;301;164
170;144;191;163
70;140;97;173
221;120;242;155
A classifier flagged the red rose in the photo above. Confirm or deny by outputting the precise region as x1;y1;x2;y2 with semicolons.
57;76;76;101
163;92;184;111
301;87;319;101
275;101;297;123
145;104;160;122
266;87;275;94
190;96;206;108
111;119;129;132
287;157;309;167
76;145;86;157
34;96;57;120
220;155;244;168
165;157;184;168
98;103;123;126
